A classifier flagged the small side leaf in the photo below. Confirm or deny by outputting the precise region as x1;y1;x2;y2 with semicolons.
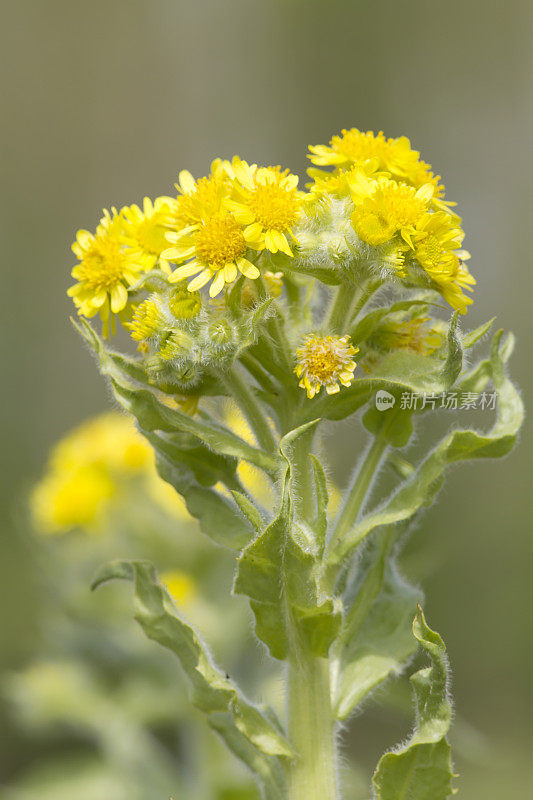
462;316;496;348
231;490;264;533
372;608;456;800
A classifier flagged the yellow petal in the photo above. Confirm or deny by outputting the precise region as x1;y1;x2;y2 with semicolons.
110;283;128;313
170;261;202;281
188;269;213;291
237;258;260;279
209;270;226;297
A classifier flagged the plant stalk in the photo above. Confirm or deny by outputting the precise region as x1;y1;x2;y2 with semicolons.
223;366;278;454
287;648;338;800
327;433;388;559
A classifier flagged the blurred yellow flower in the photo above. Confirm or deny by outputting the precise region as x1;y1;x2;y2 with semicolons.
160;570;196;607
31;412;191;534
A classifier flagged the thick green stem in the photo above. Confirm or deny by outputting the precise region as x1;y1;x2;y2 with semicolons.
327;283;357;334
287;649;338;800
327;433;388;560
223;365;278;454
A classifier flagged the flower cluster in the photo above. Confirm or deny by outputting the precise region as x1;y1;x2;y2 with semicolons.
68;128;476;402
306;129;475;313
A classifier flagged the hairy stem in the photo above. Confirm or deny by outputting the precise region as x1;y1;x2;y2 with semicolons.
327;433;388;560
287;648;338;800
327;283;358;334
223;365;278;453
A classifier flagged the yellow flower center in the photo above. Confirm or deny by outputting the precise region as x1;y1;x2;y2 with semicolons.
134;218;168;256
333;129;394;163
417;234;443;267
195;214;246;269
379;184;427;228
175;176;223;226
78;239;129;291
297;335;355;384
249;182;300;231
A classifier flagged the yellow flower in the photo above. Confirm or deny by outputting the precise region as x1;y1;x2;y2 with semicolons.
162;213;261;298
120;196;174;272
412;212;475;313
68;210;146;332
52;413;152;476
295;334;358;398
350;174;434;247
160;570;196;607
309;128;444;195
169;160;229;228
31;465;115;534
32;413;152;534
126;299;164;343
225;158;303;256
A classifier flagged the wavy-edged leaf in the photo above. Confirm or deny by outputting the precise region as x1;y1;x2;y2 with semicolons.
332;535;422;720
111;379;278;474
209;713;287;800
91;560;295;777
372;608;456;800
234;422;342;660
329;330;523;567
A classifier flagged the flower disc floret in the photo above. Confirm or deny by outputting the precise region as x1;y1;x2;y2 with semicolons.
411;211;475;313
226;158;302;256
295;334;358;398
68;210;146;326
162;212;260;298
350;175;433;246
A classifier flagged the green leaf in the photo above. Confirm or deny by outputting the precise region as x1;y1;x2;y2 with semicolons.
91;561;295;779
350;296;435;346
362;405;414;448
438;312;462;389
328;330;523;567
372;608;456;800
209;714;287;800
333;538;422;720
75;316;278;474
462;316;496;348
231;490;264;533
310;454;329;554
234;423;342;660
147;431;253;549
111;379;278;474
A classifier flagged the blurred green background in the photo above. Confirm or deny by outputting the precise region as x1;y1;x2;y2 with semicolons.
1;0;531;797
